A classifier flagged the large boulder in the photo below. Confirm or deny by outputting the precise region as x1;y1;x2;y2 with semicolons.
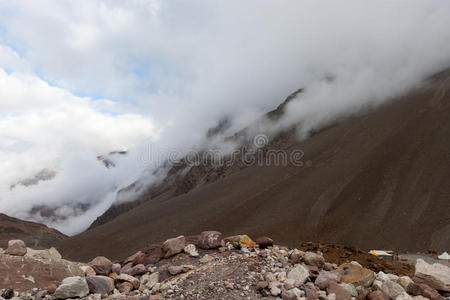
86;275;114;295
197;231;223;249
162;235;186;257
89;256;112;275
413;259;450;292
54;276;89;299
6;240;27;256
0;254;84;291
333;263;375;288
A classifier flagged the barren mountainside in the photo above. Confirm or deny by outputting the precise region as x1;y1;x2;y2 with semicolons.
0;213;66;249
54;70;450;262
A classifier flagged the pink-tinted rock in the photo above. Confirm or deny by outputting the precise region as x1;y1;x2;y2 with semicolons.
324;262;334;271
368;290;390;300
306;265;320;279
111;263;121;274
6;240;27;256
118;281;133;293
86;275;114;295
129;264;147;276
315;271;340;289
197;231;223;249
305;286;318;300
162;235;186;258
47;284;57;295
406;283;445;300
120;262;133;274
328;282;351;300
83;266;96;277
123;251;145;266
89;256;112;275
256;281;269;290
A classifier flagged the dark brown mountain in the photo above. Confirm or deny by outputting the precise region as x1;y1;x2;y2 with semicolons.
0;213;66;249
58;70;450;262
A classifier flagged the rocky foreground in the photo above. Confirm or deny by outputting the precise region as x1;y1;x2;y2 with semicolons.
1;232;449;300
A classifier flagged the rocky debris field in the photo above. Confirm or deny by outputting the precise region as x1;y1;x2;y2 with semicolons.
1;232;449;300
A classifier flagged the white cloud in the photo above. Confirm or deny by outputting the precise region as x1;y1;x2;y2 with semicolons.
0;68;159;234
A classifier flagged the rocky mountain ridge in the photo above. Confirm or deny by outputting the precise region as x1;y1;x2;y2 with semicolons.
0;213;66;250
57;70;450;262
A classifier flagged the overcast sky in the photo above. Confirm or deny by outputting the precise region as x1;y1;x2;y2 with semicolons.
1;0;449;235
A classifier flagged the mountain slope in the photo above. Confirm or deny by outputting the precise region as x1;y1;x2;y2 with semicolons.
58;71;450;261
0;213;66;249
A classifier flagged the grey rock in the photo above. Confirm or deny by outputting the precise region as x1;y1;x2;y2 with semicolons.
381;280;405;299
86;276;114;295
287;264;309;287
89;256;112;275
6;240;27;256
54;276;89;299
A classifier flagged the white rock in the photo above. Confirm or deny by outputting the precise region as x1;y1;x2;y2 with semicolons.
372;280;383;289
287;264;309;287
381;280;405;299
414;258;450;292
438;252;450;260
270;285;281;296
376;271;392;282
387;274;399;282
54;276;89;299
350;261;363;268
184;244;199;257
328;293;337;300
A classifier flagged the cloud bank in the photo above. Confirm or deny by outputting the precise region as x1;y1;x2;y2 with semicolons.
0;0;449;234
